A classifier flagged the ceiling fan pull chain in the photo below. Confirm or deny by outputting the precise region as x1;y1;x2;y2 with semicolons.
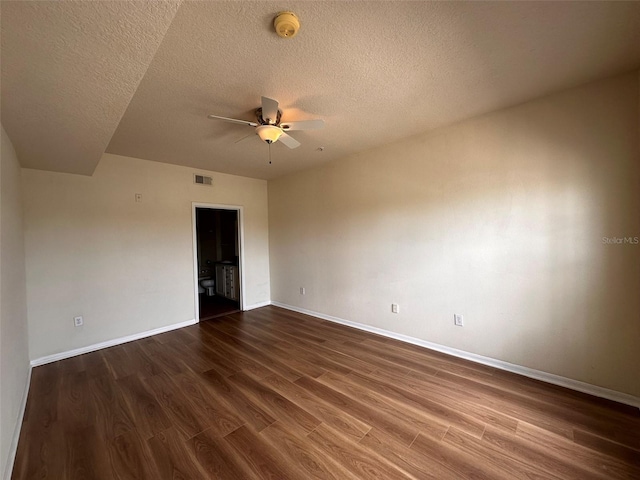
268;142;272;165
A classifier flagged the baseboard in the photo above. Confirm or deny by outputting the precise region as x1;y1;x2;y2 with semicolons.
30;318;197;367
271;302;640;409
244;300;272;311
3;365;32;480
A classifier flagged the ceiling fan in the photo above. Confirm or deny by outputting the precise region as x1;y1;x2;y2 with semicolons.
207;96;324;149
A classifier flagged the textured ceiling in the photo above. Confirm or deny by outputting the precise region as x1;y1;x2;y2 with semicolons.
1;1;181;174
3;1;640;179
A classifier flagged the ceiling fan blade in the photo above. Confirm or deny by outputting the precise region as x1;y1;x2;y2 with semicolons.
207;114;258;127
278;132;301;149
280;119;325;131
261;96;279;124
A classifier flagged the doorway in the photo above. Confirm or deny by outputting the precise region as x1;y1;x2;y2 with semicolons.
192;204;244;321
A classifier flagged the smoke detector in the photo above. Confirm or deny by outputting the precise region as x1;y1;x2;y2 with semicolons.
274;11;300;38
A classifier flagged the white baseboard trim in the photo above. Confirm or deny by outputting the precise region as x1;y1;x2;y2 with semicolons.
3;365;32;480
30;318;197;367
271;302;640;409
244;300;272;311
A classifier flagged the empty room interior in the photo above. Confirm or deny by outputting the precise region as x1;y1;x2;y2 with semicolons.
2;1;640;479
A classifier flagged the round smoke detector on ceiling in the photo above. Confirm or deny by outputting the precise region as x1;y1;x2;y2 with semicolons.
274;11;300;38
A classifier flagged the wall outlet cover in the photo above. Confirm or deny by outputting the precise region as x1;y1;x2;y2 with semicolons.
74;316;84;327
454;314;464;326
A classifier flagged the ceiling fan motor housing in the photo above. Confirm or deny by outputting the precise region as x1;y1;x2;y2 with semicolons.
256;107;282;126
274;11;300;38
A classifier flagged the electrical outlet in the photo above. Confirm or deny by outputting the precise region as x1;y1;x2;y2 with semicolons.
300;287;305;295
391;303;399;314
135;193;142;203
454;314;464;326
74;316;84;327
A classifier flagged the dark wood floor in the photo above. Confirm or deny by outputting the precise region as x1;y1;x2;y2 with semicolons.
12;306;640;479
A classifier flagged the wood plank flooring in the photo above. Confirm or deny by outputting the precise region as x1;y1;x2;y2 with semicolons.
12;306;640;479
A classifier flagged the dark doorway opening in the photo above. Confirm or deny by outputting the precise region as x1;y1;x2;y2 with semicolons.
195;207;241;320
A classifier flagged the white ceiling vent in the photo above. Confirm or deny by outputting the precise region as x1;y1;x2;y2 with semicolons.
194;174;213;186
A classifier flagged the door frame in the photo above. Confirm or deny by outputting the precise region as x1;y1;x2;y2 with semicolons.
192;202;246;321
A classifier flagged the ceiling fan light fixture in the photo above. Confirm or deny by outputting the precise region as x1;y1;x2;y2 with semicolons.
274;11;300;38
256;125;282;144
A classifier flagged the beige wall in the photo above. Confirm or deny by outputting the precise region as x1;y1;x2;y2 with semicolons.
269;71;640;397
23;153;270;359
1;125;29;478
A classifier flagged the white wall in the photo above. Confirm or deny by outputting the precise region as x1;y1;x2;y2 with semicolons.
0;125;29;478
23;153;270;359
269;71;640;397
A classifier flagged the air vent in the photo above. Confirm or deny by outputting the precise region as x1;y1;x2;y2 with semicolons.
194;174;213;186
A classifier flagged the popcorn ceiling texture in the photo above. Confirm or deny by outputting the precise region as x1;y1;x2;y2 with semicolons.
2;1;640;179
0;1;181;175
